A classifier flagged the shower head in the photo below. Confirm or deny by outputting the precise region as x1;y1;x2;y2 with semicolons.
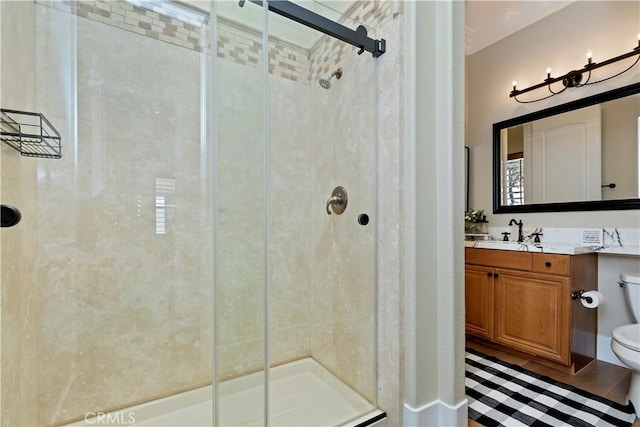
318;68;343;89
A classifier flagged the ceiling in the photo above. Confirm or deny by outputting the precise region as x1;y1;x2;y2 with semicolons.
465;1;576;55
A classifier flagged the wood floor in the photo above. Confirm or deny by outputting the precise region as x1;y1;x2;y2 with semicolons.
466;340;640;427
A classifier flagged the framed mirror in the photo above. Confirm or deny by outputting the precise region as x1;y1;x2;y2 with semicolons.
493;82;640;213
465;146;470;212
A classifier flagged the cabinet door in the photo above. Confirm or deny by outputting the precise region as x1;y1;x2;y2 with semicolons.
465;265;494;340
494;270;571;365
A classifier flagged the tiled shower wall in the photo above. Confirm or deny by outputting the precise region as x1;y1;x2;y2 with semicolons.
29;3;212;424
39;0;311;84
39;0;209;51
219;19;311;84
39;0;393;85
310;0;392;81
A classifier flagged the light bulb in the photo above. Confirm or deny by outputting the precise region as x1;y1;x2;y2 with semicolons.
637;32;640;47
512;80;517;91
586;49;593;64
546;66;551;79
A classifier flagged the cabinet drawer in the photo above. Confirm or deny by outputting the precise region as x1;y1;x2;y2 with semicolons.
465;248;532;271
532;254;570;276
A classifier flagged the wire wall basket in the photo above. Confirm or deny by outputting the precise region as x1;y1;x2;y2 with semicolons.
1;109;61;159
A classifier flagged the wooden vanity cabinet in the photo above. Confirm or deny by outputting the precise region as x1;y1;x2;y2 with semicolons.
465;248;597;368
464;265;495;340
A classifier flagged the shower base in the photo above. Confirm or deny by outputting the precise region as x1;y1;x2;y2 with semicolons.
68;358;384;427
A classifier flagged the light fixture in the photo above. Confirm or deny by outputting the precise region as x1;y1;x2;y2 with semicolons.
510;35;640;103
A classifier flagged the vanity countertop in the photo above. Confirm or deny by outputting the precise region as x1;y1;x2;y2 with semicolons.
480;227;640;257
463;240;595;255
595;246;640;256
464;241;640;256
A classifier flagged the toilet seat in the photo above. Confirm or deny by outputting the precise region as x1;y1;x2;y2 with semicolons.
612;324;640;352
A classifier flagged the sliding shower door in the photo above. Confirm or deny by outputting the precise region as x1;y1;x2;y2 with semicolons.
1;1;214;425
213;0;268;425
214;0;379;425
266;1;378;424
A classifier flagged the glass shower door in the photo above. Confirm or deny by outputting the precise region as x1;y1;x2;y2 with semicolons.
1;1;215;425
213;0;268;425
266;2;378;424
214;0;379;425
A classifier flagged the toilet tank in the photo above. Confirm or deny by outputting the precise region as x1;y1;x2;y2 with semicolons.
621;272;640;322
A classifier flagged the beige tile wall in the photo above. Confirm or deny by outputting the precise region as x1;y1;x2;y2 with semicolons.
310;0;392;81
3;2;214;425
38;0;209;52
1;2;41;426
38;0;311;84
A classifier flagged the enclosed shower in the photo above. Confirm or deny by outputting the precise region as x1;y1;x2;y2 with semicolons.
0;0;389;425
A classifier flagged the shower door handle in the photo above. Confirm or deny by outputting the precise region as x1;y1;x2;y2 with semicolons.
326;186;348;215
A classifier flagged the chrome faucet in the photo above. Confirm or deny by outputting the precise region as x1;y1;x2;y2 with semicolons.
509;219;524;243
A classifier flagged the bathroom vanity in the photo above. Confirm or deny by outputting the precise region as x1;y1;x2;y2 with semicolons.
465;247;598;373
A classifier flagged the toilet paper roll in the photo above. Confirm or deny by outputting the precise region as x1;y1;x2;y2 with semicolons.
581;290;604;309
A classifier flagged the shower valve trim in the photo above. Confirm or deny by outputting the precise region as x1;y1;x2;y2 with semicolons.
326;186;348;215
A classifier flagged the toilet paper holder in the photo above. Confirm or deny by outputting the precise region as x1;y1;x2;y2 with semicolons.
571;289;593;304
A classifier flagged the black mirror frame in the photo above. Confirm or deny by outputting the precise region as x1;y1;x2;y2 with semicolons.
465;146;470;212
493;81;640;214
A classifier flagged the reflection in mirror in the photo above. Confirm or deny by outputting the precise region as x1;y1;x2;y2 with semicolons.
493;82;640;213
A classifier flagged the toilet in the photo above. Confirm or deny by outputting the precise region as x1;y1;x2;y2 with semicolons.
611;272;640;417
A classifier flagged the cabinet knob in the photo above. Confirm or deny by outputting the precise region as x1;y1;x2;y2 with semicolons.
487;272;492;277
545;261;552;267
493;273;499;278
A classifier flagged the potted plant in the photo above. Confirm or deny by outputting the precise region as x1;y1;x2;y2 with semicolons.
465;209;488;234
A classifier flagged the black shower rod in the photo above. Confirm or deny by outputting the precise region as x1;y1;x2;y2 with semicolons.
239;0;386;58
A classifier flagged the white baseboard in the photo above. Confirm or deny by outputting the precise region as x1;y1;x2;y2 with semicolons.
403;399;467;427
597;334;625;367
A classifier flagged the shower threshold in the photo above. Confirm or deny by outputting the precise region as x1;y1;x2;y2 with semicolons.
68;358;383;427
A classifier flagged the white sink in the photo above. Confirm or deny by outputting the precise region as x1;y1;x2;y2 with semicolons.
464;240;595;255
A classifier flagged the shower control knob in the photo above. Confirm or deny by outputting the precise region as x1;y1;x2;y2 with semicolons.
326;186;347;215
358;214;369;226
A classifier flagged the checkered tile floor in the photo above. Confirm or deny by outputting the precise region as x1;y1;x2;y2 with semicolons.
466;347;637;427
